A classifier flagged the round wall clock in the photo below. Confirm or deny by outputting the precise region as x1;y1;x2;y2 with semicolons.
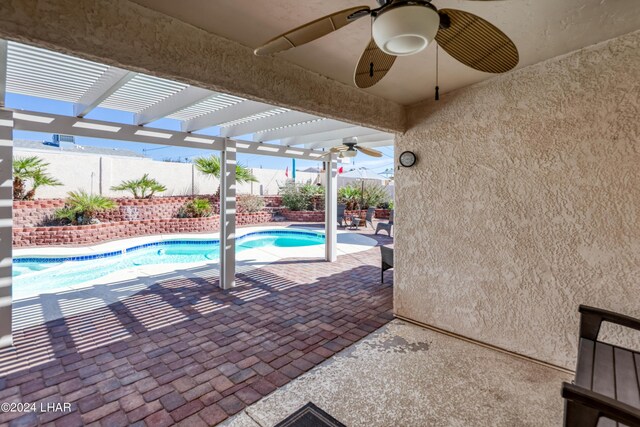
399;151;417;167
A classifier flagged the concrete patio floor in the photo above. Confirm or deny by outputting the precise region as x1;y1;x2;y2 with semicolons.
0;224;394;426
223;320;572;427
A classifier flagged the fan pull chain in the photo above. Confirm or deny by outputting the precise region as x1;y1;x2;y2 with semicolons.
369;16;375;78
435;44;440;101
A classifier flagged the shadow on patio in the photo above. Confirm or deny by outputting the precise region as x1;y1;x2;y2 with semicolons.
0;244;392;426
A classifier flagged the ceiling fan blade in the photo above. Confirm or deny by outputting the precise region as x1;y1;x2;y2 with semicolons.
435;9;519;74
330;145;348;153
354;39;397;88
356;146;383;158
254;6;370;56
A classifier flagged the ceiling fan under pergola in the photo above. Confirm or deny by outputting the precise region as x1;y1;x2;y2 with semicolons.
254;0;519;90
330;137;384;158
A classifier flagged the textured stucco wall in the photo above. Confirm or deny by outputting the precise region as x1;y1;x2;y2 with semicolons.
0;0;404;133
395;30;640;370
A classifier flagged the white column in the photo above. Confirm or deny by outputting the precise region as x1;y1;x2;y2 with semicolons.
0;110;13;348
219;139;236;289
324;155;337;262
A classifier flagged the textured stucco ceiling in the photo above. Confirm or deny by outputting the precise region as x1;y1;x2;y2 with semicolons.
131;0;640;105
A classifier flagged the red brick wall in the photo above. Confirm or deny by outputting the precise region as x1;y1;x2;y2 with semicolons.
280;209;326;222
280;209;390;222
261;195;282;208
13;210;275;248
375;209;391;220
236;211;273;226
13;217;219;247
13;194;286;227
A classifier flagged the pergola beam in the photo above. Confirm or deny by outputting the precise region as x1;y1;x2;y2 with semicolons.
219;110;317;138
11;110;327;161
255;120;353;143
135;86;212;125
73;67;136;117
182;100;274;133
282;126;389;146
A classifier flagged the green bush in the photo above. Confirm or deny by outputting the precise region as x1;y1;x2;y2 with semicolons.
178;198;212;218
237;194;265;214
361;183;390;209
54;190;117;225
110;174;167;199
279;181;324;211
338;183;390;209
338;185;361;210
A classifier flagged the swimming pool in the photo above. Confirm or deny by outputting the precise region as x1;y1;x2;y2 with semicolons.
13;229;324;295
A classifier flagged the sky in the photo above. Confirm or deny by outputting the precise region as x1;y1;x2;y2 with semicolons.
8;93;395;175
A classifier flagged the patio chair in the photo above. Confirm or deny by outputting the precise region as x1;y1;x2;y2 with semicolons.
375;210;394;237
562;305;640;427
337;204;347;228
380;245;393;284
364;207;376;229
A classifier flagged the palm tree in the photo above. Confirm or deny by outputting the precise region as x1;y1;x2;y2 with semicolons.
55;190;117;225
194;155;258;196
111;174;167;199
13;156;62;200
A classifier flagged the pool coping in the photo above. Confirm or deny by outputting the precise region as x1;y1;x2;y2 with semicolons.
12;226;378;303
14;227;325;263
13;225;325;259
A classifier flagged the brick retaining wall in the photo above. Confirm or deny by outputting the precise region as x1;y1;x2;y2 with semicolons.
280;209;326;222
281;209;390;222
13;211;274;247
12;195;283;227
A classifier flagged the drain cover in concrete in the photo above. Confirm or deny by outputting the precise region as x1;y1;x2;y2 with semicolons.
274;402;347;427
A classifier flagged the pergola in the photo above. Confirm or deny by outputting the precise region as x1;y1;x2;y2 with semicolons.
0;40;395;347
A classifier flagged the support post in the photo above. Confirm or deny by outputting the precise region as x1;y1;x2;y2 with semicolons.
324;155;337;262
219;139;236;289
0;109;13;348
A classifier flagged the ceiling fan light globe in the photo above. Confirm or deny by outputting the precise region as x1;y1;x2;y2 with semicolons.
372;5;440;56
343;149;357;158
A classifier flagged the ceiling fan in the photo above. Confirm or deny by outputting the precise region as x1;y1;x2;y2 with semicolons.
330;138;383;158
254;0;519;89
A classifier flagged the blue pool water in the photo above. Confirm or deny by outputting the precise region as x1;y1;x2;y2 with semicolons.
13;230;324;295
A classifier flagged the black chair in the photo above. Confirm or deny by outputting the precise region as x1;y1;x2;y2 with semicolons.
380;245;393;284
364;207;376;229
562;305;640;427
337;204;346;228
375;210;394;237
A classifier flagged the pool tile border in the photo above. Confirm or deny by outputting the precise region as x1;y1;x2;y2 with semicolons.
14;230;324;264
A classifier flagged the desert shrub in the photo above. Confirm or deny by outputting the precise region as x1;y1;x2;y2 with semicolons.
279;181;324;211
338;183;390;209
54;190;117;225
178;198;212;218
361;183;390;209
237;194;265;214
338;185;361;210
111;174;166;198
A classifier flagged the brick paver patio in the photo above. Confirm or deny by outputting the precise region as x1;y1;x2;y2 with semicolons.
0;226;393;426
